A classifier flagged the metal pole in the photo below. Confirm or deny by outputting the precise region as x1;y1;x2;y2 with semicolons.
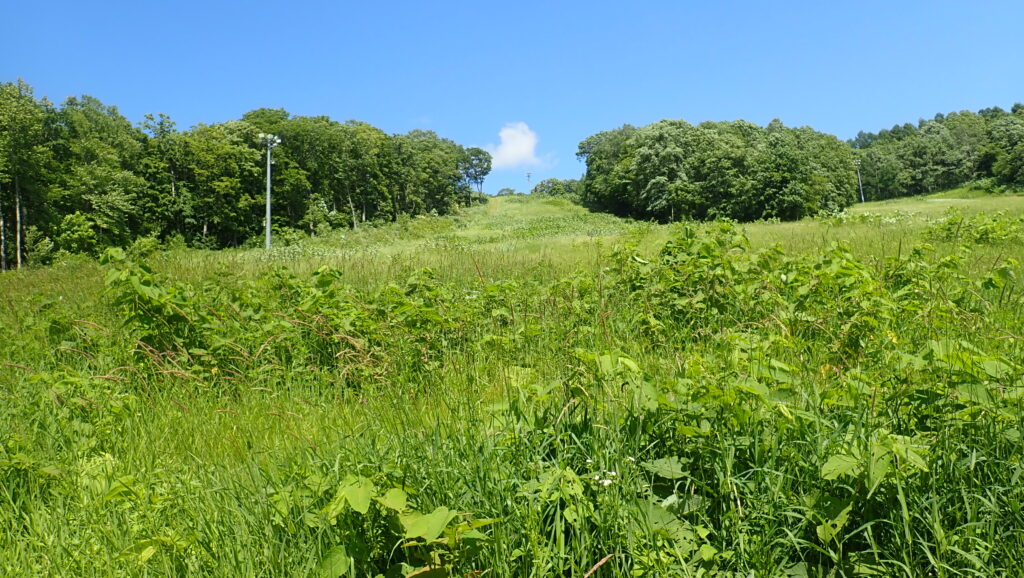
0;182;5;271
854;160;865;203
265;139;272;250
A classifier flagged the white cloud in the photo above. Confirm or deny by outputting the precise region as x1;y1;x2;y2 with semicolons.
487;122;540;169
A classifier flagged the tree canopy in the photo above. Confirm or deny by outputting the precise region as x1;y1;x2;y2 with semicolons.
577;104;1024;223
577;119;856;222
0;81;492;268
2;77;1021;268
530;178;578;197
851;107;1024;200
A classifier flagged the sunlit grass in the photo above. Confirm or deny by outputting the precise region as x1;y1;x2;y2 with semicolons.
2;191;1024;576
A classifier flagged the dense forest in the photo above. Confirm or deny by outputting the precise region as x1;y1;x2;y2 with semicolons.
576;120;856;221
3;76;1024;269
851;104;1024;199
577;105;1024;222
0;80;491;269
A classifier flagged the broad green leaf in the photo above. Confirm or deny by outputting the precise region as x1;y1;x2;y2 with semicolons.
457;528;489;541
618;355;640;373
377;487;408;511
642;456;688;479
402;506;457;541
766;358;797;384
405;566;447;578
1005;379;1024;400
639;502;677;532
928;339;954;359
318;546;351;578
786;562;810;577
821;454;861;480
866;446;892;495
901;446;930;472
636;501;697;553
852;560;887;576
271;489;293;519
563;504;581;526
698;543;718;561
137;545;158;564
449;517;501;535
956;383;992;404
119;538;166;563
339;476;376;514
816;502;853;543
736;377;769;397
104;476;141;502
662;493;707;515
303;512;325;528
321;476;377;520
981;359;1012;379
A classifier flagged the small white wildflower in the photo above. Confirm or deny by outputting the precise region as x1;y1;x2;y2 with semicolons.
600;479;613;487
626;457;636;462
585;459;593;464
607;471;617;476
594;475;600;480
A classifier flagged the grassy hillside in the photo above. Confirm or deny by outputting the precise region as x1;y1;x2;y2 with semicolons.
2;193;1024;576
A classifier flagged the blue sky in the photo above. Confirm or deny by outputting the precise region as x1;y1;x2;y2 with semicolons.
4;0;1023;194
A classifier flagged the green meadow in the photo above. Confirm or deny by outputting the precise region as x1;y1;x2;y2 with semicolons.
3;193;1024;577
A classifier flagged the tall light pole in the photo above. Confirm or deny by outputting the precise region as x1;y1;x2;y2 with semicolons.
854;159;865;203
259;133;281;249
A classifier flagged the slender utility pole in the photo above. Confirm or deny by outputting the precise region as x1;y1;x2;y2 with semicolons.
0;182;5;271
854;159;865;203
265;141;272;250
0;182;5;270
259;133;281;250
526;171;532;192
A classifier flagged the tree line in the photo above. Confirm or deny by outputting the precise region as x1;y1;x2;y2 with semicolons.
0;80;491;269
4;75;1023;268
850;104;1024;200
576;119;857;222
576;105;1024;223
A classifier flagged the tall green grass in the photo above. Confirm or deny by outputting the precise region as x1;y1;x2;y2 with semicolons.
2;193;1024;576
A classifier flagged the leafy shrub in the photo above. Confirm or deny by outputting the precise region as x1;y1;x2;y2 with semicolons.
925;209;1024;244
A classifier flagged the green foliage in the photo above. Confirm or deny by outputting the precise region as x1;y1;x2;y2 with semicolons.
0;80;493;266
577;119;856;222
4;77;1019;267
853;106;1024;200
924;208;1024;244
3;173;1024;576
0;79;50;269
55;211;98;254
530;177;578;198
461;146;492;193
